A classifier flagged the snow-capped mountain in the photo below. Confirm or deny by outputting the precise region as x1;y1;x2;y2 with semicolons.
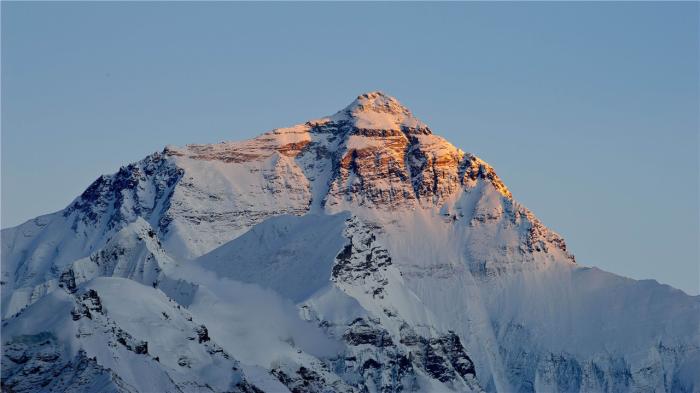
2;91;698;392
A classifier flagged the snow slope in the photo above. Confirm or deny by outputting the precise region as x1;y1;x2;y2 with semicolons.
2;277;270;392
2;91;698;392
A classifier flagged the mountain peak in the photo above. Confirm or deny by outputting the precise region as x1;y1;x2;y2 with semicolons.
349;91;407;113
5;92;697;393
331;91;431;134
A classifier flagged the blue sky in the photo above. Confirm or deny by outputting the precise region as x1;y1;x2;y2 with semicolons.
2;2;698;294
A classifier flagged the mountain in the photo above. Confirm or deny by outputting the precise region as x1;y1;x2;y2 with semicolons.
2;91;698;393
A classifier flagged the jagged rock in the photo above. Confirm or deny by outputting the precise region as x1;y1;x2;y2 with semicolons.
133;341;148;355
196;324;210;343
343;318;394;348
82;289;103;313
2;333;135;393
332;217;391;298
59;269;77;293
343;318;394;347
271;366;330;393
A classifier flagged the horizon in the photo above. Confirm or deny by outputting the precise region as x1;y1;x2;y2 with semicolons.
2;2;698;295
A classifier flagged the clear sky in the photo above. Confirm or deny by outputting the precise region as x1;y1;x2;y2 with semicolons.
2;2;698;294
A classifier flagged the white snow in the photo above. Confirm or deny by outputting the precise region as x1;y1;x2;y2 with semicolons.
330;91;429;131
195;213;349;302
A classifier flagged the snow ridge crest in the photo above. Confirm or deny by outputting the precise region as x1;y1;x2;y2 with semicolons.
330;91;431;134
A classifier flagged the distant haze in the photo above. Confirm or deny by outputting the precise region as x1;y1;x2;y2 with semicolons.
2;2;697;294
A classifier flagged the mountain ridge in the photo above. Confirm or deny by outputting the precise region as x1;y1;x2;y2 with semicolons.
2;92;697;393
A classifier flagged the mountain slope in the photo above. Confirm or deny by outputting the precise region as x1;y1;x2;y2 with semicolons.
2;91;698;392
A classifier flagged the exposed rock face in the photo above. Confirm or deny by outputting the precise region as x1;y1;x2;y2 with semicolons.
320;316;419;393
65;152;183;233
271;365;354;393
311;314;480;393
2;279;265;393
398;328;476;384
343;318;395;348
332;217;392;299
297;217;482;393
318;93;510;211
2;333;135;393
